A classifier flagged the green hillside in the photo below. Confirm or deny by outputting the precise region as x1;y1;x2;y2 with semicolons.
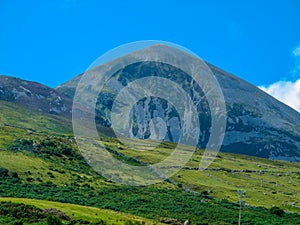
1;103;300;224
0;101;72;134
0;198;161;225
109;138;300;212
0;124;300;224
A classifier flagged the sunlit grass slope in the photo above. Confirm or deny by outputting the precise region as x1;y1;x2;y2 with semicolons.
0;197;160;224
0;100;72;134
102;138;300;213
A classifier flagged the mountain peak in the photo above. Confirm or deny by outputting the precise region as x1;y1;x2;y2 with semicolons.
56;56;300;162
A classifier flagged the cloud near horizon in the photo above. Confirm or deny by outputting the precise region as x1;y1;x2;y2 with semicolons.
258;45;300;113
259;79;300;113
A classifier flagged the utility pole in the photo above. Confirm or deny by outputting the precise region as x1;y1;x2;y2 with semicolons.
237;190;245;225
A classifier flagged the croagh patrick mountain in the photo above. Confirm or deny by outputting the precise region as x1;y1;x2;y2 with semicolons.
1;45;300;162
2;44;300;224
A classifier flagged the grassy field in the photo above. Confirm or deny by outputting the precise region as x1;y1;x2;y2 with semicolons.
1;106;300;224
100;137;300;213
0;197;161;224
0;101;72;134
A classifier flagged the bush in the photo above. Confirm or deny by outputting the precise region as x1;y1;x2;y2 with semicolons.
47;172;55;178
0;201;45;220
201;190;209;196
269;206;285;217
8;139;34;151
0;168;9;177
47;215;63;225
13;222;23;225
11;172;19;178
43;208;70;220
62;147;73;156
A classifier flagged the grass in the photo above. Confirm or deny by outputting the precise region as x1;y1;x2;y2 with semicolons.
1;130;300;214
1;134;300;224
0;150;86;186
100;138;300;213
1;104;300;224
0;197;160;224
0;100;72;134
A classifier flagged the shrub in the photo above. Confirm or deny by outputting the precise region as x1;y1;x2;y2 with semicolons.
0;168;9;177
159;218;181;225
43;208;70;220
8;139;34;151
201;190;209;196
11;172;19;178
13;222;23;225
269;206;285;217
26;177;34;182
47;215;63;225
0;201;45;219
47;172;55;178
62;147;73;156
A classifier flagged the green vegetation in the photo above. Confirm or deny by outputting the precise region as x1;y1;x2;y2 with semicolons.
0;104;300;224
0;201;58;225
0;199;156;225
269;206;285;217
109;138;300;213
1;176;300;224
0;101;72;134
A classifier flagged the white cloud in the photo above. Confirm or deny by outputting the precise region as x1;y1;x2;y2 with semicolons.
259;79;300;112
259;45;300;112
293;46;300;56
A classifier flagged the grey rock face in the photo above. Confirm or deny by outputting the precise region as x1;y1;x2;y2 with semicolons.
54;45;299;162
210;64;300;161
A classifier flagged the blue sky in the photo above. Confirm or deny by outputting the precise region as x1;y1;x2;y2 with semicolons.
1;0;300;110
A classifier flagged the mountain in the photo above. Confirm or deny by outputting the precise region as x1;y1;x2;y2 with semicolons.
0;76;72;116
0;75;74;134
208;63;300;161
1;45;299;162
56;44;300;162
0;75;115;136
1;46;300;224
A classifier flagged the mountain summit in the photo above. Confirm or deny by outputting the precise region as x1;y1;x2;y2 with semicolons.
57;44;300;162
0;45;299;162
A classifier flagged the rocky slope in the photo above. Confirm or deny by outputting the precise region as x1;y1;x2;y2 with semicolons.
56;45;300;162
0;76;72;116
208;63;300;161
1;45;299;162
